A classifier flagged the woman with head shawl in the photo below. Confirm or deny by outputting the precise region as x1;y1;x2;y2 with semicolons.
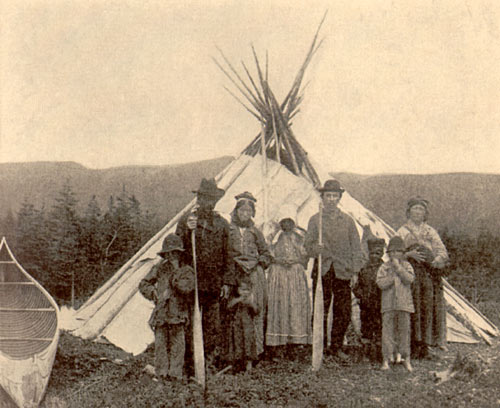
265;204;311;360
397;197;449;358
226;192;272;364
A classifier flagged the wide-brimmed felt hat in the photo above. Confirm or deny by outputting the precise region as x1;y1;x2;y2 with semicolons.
318;179;345;193
158;233;184;256
192;178;225;200
387;236;405;253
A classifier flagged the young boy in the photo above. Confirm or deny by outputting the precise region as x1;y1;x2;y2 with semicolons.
139;234;195;381
353;237;385;361
376;236;415;372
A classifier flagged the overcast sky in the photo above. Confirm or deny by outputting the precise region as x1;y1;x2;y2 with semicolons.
1;0;499;174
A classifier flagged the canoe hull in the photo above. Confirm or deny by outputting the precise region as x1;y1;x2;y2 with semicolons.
0;237;60;408
0;337;59;408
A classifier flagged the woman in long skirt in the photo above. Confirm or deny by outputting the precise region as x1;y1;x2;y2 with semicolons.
227;192;272;360
397;197;449;358
266;205;311;358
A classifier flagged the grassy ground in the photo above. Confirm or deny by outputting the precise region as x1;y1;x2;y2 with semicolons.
33;325;500;408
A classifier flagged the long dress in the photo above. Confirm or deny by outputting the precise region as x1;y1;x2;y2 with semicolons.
266;229;311;346
228;220;271;356
397;221;449;349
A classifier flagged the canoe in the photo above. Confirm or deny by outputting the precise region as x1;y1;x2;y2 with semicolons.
0;237;59;408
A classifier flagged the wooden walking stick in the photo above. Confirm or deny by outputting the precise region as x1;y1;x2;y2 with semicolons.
191;226;206;389
312;202;324;371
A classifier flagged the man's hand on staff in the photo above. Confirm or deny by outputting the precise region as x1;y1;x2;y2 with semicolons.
187;214;197;230
350;272;358;288
312;242;327;256
221;284;231;299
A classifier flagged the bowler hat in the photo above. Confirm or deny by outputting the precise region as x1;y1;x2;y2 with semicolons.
387;236;405;253
158;234;184;256
192;178;225;200
318;179;345;193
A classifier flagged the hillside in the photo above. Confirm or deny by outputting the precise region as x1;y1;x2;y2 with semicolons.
0;157;233;225
1;160;499;236
332;172;500;236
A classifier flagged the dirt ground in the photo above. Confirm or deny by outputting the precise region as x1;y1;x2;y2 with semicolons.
20;328;497;408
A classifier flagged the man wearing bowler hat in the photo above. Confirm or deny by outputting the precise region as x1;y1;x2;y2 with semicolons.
176;178;233;372
305;179;363;361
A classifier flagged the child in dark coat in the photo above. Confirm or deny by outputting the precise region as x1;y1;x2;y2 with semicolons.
227;274;259;373
353;238;385;361
139;234;195;380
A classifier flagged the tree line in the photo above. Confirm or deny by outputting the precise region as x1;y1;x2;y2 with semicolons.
0;181;161;305
1;184;499;308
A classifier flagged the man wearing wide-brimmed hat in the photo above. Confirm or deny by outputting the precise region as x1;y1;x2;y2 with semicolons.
176;178;233;372
305;179;364;361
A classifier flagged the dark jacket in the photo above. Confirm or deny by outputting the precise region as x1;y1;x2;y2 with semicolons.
228;222;272;274
139;261;195;327
353;258;383;311
176;210;233;292
305;209;364;280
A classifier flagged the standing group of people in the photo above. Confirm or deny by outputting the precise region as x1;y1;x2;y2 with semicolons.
353;197;449;372
139;177;313;380
139;177;449;381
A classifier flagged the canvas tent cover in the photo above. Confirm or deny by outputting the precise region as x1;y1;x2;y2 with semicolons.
62;154;499;355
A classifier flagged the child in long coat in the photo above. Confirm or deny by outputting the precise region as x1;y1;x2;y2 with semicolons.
376;236;415;372
139;234;195;380
353;237;385;361
227;274;259;373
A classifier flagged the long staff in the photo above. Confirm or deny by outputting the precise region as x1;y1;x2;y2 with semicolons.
312;202;324;371
191;228;206;389
260;121;269;235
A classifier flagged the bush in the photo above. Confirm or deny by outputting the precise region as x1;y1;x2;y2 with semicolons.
476;301;500;328
441;230;500;305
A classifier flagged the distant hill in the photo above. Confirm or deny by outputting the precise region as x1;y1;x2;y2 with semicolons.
331;172;500;236
0;157;233;225
1;159;498;236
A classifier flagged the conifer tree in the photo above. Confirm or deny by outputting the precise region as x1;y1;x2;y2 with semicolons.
48;180;81;304
80;195;105;295
15;200;51;286
0;209;17;244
